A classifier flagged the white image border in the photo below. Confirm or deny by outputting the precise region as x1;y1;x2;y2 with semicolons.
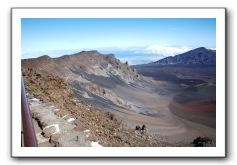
11;8;226;157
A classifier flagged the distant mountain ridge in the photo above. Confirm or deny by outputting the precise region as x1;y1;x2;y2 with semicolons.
153;47;216;65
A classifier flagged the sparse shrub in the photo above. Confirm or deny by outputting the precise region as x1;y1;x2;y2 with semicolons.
141;124;146;130
192;136;212;147
135;124;146;131
106;112;115;121
36;73;41;77
49;95;56;102
24;80;44;97
135;125;141;130
102;88;106;95
109;113;114;120
102;123;114;131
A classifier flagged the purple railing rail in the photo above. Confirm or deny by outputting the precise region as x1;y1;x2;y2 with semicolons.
21;76;38;147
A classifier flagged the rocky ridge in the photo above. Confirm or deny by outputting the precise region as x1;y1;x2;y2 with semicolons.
154;47;216;65
22;50;140;83
22;51;142;112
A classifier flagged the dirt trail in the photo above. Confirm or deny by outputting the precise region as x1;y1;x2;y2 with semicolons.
28;97;101;147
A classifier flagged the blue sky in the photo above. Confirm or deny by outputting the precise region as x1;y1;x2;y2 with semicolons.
21;18;216;64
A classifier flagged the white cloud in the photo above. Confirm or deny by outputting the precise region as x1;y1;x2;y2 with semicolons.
141;45;192;56
120;45;192;65
119;55;159;65
119;52;169;65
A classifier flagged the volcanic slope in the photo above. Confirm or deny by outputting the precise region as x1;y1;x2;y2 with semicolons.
22;68;162;147
22;50;216;146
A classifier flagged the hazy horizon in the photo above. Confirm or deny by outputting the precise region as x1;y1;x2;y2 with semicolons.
21;46;216;65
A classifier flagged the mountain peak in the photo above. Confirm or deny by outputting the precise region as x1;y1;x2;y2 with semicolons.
154;47;216;65
38;55;51;59
36;55;52;63
194;47;207;51
79;50;100;55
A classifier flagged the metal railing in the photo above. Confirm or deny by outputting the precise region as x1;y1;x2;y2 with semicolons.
21;76;38;147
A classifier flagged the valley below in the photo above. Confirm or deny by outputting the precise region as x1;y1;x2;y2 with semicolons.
133;64;216;145
22;48;216;147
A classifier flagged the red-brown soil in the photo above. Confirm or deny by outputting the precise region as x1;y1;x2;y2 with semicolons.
169;100;216;128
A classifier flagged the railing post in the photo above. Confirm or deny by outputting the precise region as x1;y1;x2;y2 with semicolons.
21;76;38;147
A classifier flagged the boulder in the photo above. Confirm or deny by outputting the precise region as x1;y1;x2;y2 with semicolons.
49;133;61;147
42;124;60;138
